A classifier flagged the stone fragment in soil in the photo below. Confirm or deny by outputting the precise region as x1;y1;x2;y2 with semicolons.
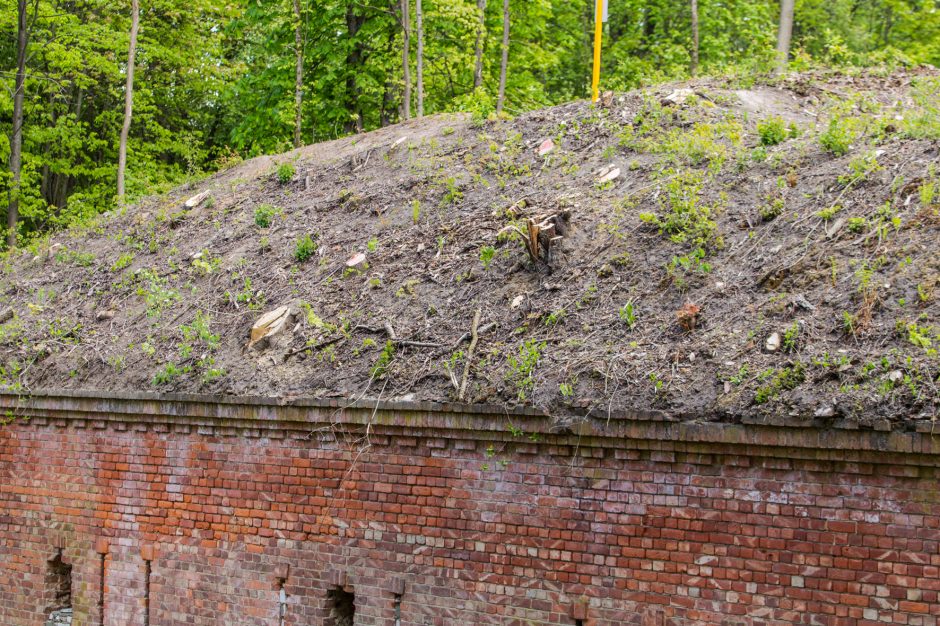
765;332;781;352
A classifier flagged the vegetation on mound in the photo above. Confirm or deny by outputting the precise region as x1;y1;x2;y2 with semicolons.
0;71;937;428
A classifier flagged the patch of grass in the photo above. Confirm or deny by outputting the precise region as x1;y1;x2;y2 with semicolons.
396;278;419;297
847;217;867;233
754;363;806;404
899;77;940;140
55;247;96;267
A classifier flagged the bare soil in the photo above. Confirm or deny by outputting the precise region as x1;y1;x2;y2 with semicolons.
2;69;938;430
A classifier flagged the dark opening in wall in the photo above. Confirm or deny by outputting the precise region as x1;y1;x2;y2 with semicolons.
44;550;72;626
325;587;355;626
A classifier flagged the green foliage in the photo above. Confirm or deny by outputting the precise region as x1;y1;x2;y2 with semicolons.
293;234;318;262
757;116;787;146
619;301;638;329
371;340;395;378
134;269;180;318
254;204;278;228
479;245;496;270
820;118;858;156
760;196;785;221
543;309;566;326
640;170;720;249
153;311;223;385
276;163;295;184
506;339;546;401
755;363;806;404
111;253;135;272
782;322;800;353
1;0;939;249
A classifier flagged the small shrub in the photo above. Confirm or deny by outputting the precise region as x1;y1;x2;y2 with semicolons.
254;204;277;228
760;197;785;221
847;217;867;233
276;163;295;184
782;322;800;352
371;340;395;378
820;118;855;156
757;116;787;146
111;253;135;272
294;234;318;262
619;301;638;329
479;245;496;270
506;339;546;401
543;309;566;326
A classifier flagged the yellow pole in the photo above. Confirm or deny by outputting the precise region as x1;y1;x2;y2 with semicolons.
591;0;603;102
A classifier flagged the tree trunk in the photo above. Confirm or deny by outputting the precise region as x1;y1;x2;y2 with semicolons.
401;0;411;121
690;0;699;77
496;0;509;114
345;6;364;133
7;0;29;248
473;0;487;89
117;0;139;204
776;0;795;73
293;0;303;148
416;0;424;117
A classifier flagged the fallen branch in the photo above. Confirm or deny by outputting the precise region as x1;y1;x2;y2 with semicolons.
458;308;481;402
435;321;496;357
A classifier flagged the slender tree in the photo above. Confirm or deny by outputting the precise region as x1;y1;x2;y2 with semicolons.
496;0;509;113
117;0;140;204
345;5;364;132
401;0;411;120
690;0;699;77
416;0;424;117
473;0;487;89
7;0;31;248
293;0;304;147
776;0;795;73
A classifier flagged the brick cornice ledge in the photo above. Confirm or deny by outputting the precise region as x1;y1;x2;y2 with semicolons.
1;389;937;463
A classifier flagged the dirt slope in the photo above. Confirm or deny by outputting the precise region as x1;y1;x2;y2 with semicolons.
1;70;938;429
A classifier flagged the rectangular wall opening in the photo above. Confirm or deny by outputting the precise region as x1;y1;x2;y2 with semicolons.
44;549;72;625
326;587;355;626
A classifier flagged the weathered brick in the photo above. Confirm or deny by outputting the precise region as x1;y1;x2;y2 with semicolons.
1;399;939;625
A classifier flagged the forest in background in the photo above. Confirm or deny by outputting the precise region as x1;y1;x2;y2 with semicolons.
1;0;939;247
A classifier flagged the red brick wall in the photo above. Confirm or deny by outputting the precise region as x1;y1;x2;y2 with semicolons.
1;393;940;625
